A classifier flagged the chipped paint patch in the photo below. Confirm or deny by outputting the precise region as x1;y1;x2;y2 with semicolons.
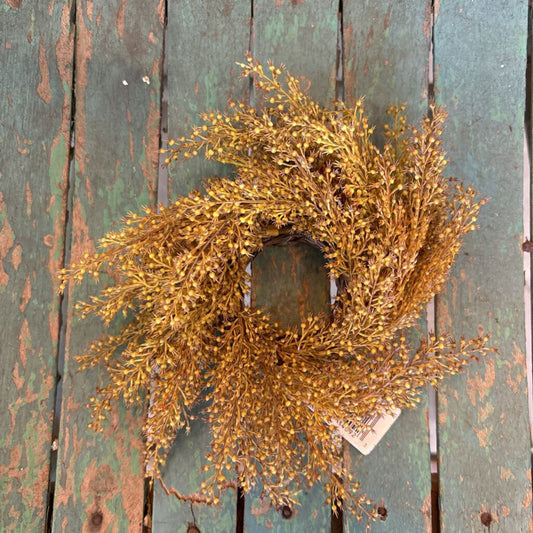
18;318;31;368
473;425;489;447
466;359;495;406
0;193;15;286
420;493;432;532
74;4;94;176
37;38;52;104
70;197;96;264
116;0;127;39
11;245;22;270
25;182;32;215
500;467;515;481
251;494;271;517
19;277;31;312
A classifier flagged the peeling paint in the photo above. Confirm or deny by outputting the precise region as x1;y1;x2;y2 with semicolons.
472;425;489;447
25;182;32;215
18;318;31;368
19;277;31;312
6;0;22;9
74;4;94;176
70;197;96;264
466;359;495;406
420;493;432;532
0;192;15;286
10;245;22;271
37;38;52;104
116;0;127;39
500;467;515;481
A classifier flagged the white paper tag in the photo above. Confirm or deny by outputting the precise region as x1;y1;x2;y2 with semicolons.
331;409;401;455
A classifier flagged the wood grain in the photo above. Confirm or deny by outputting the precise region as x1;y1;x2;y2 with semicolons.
434;2;532;531
245;1;338;531
342;1;433;531
0;1;74;530
51;1;163;530
151;2;250;532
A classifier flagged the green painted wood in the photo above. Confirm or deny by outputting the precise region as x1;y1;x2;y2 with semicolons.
0;2;74;530
434;2;531;531
245;2;338;531
254;0;338;104
52;1;163;531
165;1;250;200
251;245;330;331
344;0;432;135
342;2;433;531
152;2;250;532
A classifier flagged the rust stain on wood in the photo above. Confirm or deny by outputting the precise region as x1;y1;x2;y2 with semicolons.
37;38;52;104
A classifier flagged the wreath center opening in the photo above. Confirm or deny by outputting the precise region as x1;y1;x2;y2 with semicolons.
252;236;331;332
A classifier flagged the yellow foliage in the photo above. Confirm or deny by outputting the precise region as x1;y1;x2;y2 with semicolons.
59;58;491;522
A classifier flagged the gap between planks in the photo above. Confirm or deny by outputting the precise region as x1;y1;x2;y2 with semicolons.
44;3;77;531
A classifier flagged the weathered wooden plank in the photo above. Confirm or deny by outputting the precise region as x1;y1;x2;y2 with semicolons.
344;0;431;130
434;3;531;531
0;2;74;530
51;1;163;531
152;2;250;532
342;2;433;530
245;2;338;531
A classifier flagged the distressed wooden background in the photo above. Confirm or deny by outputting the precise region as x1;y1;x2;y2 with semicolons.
1;1;531;532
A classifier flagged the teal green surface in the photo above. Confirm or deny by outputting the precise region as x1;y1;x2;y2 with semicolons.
0;1;73;530
51;1;163;531
435;1;532;531
342;2;434;531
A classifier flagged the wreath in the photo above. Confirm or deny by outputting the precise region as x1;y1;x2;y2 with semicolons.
60;58;491;521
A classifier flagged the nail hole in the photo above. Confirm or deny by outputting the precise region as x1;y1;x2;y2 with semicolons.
187;525;201;533
281;505;293;519
480;512;492;527
377;506;388;521
90;510;103;528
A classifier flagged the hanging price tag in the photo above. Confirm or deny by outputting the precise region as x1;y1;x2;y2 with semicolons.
331;409;401;455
